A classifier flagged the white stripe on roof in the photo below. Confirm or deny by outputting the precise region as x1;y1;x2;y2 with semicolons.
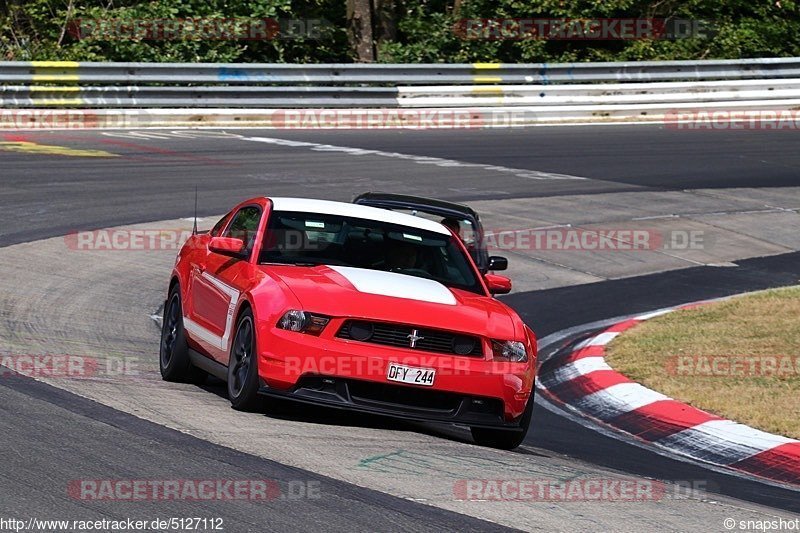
268;197;450;235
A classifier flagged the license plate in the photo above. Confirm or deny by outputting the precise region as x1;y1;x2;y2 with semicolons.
386;363;435;387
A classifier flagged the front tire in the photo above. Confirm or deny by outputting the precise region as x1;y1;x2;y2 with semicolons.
471;393;534;450
227;308;261;411
159;286;206;384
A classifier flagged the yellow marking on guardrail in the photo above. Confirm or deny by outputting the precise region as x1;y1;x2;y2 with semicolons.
472;63;502;83
32;74;80;82
31;61;80;68
31;61;80;83
30;98;84;106
472;86;504;94
0;142;117;158
471;85;504;104
27;85;83;105
28;86;80;92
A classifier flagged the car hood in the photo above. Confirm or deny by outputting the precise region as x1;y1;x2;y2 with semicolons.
261;264;517;339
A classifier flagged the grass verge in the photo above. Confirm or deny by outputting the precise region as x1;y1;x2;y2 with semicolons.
605;286;800;439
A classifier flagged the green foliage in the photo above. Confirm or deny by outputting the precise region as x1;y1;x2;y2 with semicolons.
1;0;798;63
380;0;800;62
0;0;348;62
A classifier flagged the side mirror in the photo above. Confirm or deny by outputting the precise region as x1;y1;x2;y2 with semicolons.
487;256;508;271
485;273;511;295
209;236;245;257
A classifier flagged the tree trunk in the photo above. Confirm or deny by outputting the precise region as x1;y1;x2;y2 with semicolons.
373;0;397;47
347;0;376;62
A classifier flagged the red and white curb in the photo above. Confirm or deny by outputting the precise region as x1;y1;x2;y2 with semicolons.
537;305;800;488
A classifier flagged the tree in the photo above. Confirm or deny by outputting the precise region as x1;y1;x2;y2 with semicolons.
347;0;375;62
1;0;798;63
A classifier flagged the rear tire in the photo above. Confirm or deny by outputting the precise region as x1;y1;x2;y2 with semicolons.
159;286;206;384
471;393;534;450
227;308;261;411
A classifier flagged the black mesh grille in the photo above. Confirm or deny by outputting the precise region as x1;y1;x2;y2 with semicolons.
336;320;484;357
347;379;463;412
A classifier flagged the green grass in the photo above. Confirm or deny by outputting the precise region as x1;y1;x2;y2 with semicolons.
606;286;800;439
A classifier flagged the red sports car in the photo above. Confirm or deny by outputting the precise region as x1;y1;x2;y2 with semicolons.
160;196;537;449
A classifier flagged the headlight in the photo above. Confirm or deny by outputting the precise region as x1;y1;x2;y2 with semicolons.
491;340;528;362
276;310;330;336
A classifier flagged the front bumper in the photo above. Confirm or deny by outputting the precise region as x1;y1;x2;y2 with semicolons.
257;325;535;425
258;375;525;429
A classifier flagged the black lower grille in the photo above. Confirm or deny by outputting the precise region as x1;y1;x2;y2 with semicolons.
287;376;507;424
348;380;462;412
336;320;484;356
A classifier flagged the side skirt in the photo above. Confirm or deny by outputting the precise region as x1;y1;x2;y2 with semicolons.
189;349;227;381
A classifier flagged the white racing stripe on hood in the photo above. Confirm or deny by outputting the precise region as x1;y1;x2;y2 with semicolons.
328;266;457;306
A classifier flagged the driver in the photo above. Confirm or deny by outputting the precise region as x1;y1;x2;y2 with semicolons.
442;216;477;256
441;217;461;238
385;242;418;270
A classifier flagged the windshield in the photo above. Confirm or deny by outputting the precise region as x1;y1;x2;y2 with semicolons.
260;211;484;294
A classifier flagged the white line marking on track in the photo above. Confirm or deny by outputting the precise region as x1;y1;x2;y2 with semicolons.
535;392;799;491
100;130;244;140
548;357;612;384
690;420;798;451
634;309;674;320
242;136;588;181
576;382;670;418
573;331;620;349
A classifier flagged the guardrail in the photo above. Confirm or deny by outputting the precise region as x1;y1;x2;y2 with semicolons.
2;78;799;109
2;58;800;86
0;86;399;108
1;58;799;127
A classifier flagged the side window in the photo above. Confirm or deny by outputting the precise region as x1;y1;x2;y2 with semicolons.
223;206;262;258
210;213;232;237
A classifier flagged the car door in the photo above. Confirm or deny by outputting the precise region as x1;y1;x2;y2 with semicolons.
188;204;263;362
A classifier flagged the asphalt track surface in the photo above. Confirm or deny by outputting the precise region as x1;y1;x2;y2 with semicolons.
1;124;799;530
0;377;510;532
2;125;800;247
